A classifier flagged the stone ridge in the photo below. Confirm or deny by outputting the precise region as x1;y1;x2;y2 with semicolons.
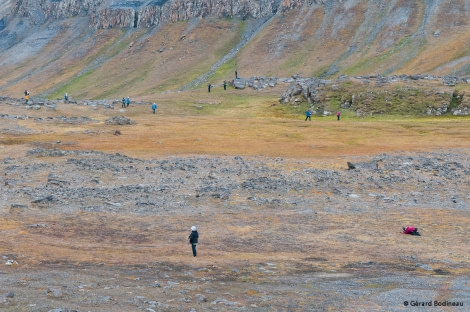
8;0;294;29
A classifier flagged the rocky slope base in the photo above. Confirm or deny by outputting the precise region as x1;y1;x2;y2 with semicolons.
279;74;470;116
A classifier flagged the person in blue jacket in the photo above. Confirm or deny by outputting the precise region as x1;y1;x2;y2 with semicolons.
305;109;312;121
152;102;157;114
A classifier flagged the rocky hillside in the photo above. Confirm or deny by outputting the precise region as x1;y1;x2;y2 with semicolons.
1;0;470;99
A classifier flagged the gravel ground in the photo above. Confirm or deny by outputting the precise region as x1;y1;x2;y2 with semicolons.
0;148;469;311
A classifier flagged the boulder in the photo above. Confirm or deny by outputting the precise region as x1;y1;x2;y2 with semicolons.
233;78;246;89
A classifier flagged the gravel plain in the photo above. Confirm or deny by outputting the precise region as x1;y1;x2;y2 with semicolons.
0;97;469;311
0;147;469;311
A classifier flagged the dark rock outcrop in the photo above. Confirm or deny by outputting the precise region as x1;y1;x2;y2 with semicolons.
6;0;287;29
279;75;470;116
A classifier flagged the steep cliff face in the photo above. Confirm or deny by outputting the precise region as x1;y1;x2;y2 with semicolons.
6;0;290;29
10;0;102;23
4;0;470;36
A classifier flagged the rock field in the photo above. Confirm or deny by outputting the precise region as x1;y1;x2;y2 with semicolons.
1;145;469;311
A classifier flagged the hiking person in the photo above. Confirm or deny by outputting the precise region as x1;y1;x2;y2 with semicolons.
122;97;126;108
64;93;69;103
223;80;227;90
24;90;29;103
152;102;157;114
235;70;238;79
336;111;341;121
126;97;130;107
208;83;211;93
402;226;421;236
188;226;199;257
305;109;312;121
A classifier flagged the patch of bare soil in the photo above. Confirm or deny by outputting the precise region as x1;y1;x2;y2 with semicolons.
0;98;469;311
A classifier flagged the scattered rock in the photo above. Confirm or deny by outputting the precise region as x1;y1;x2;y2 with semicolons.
415;263;433;271
105;116;135;125
32;195;55;203
10;203;28;209
196;294;207;302
5;260;18;266
27;223;47;228
150;282;161;287
211;298;240;306
45;288;63;298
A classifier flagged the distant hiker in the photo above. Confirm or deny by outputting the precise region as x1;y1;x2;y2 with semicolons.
152;102;157;114
208;83;211;93
189;226;199;257
402;226;421;236
24;90;30;103
336;111;341;121
305;110;312;121
223;80;227;90
64;93;69;103
126;97;130;107
235;70;238;79
122;97;126;108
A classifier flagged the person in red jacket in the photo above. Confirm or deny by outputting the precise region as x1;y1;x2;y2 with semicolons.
402;226;420;236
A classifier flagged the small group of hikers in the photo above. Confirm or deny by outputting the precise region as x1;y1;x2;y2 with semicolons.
61;93;158;114
305;109;341;121
121;96;131;108
60;93;158;114
122;97;158;114
208;80;228;93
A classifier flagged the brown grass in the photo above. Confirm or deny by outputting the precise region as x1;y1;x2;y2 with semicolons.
2;86;470;162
